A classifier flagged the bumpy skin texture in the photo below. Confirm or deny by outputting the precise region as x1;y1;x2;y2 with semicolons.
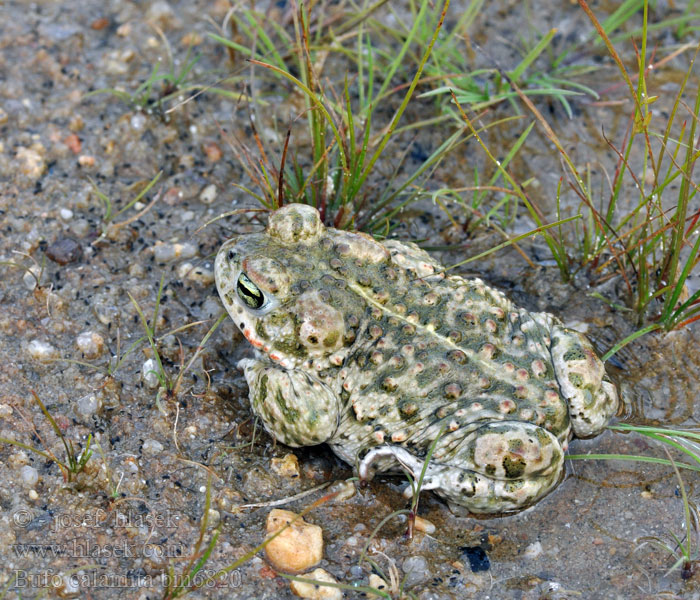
215;204;618;514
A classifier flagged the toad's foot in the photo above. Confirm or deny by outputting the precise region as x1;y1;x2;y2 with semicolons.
358;421;565;514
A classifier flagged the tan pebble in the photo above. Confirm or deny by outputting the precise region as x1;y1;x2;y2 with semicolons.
203;141;222;161
182;32;203;46
369;573;389;591
16;146;46;178
413;515;436;534
271;453;300;479
76;331;104;359
64;133;81;154
116;22;132;36
199;183;218;204
90;17;110;30
289;568;341;600
265;509;323;574
78;155;95;167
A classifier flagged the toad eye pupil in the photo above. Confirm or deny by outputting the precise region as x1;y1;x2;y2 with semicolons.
227;250;235;260
237;273;265;309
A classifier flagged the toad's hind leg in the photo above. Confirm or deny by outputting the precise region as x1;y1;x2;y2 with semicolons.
359;421;565;514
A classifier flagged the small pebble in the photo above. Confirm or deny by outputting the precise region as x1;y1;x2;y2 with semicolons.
75;331;104;358
28;489;39;501
328;480;355;502
271;453;300;478
59;208;74;221
153;243;177;262
70;218;91;238
131;113;147;130
402;555;430;587
289;568;341;600
524;541;543;559
369;574;388;592
146;1;176;27
153;242;197;263
177;262;215;286
75;393;101;419
20;465;39;486
413;515;436;535
22;265;41;290
206;509;220;528
64;133;81;154
27;339;59;361
16;146;46;178
199;184;218;204
265;509;323;574
203;142;222;162
142;439;164;455
142;358;160;388
78;155;95;167
46;237;83;265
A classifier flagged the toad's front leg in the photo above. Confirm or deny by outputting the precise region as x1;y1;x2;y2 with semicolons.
359;421;565;514
239;358;341;447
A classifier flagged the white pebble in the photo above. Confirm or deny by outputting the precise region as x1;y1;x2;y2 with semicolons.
153;243;177;262
75;394;101;419
27;339;58;361
142;358;160;388
402;555;430;587
524;541;543;559
199;184;218;204
289;568;342;600
70;218;90;238
20;465;39;486
178;242;197;259
22;266;41;290
131;113;146;130
76;331;104;359
142;439;164;455
177;262;214;286
59;208;74;221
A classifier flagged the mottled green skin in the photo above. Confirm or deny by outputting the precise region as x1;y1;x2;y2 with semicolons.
215;204;618;513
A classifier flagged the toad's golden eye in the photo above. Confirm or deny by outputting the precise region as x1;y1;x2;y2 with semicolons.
237;272;265;309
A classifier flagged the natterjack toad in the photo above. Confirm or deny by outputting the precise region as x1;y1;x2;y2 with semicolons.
215;204;618;513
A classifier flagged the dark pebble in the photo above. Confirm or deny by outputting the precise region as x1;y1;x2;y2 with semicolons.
45;237;83;265
461;546;490;572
